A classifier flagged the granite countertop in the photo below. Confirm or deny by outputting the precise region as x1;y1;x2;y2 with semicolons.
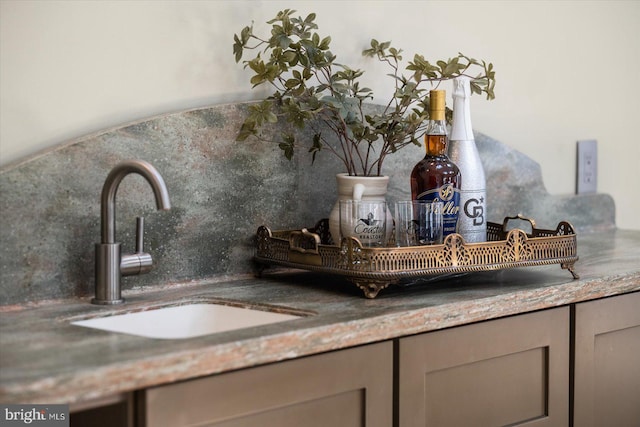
1;230;639;405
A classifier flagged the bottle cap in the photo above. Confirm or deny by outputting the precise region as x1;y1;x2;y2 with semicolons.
430;90;446;120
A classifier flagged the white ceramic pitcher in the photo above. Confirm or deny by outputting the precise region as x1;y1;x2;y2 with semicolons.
328;173;393;245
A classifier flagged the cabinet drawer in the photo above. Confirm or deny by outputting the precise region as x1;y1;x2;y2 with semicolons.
399;307;569;427
140;341;392;427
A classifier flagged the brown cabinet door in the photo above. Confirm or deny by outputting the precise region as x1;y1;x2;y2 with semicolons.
70;394;135;427
573;291;640;427
140;341;392;427
399;307;569;427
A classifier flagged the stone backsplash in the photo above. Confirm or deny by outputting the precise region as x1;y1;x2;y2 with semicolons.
0;102;615;305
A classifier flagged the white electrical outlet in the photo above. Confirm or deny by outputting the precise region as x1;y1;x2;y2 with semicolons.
576;139;597;194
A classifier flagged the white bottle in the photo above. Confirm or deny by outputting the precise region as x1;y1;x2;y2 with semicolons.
448;76;487;242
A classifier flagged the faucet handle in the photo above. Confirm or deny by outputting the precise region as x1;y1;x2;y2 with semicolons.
121;216;153;276
135;217;145;253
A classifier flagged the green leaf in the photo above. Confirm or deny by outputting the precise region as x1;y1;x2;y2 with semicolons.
308;133;323;164
250;74;265;86
278;134;295;160
319;36;331;50
285;78;300;89
266;111;278;123
282;50;297;65
233;37;243;63
241;26;252;44
277;35;292;49
304;13;316;24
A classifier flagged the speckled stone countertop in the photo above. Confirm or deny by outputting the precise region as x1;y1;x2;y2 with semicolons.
1;230;639;405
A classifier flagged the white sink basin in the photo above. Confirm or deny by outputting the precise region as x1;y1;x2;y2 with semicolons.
72;303;301;339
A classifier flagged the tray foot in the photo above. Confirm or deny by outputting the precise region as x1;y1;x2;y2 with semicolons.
562;262;580;279
351;279;393;299
253;260;268;278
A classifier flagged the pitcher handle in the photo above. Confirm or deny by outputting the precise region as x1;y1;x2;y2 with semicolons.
352;183;365;201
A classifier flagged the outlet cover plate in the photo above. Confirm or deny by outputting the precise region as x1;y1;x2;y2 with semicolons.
576;139;597;194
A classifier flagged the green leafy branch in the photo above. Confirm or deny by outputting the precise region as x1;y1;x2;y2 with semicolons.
233;9;496;176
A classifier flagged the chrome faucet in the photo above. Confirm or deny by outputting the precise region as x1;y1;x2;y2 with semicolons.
93;160;171;305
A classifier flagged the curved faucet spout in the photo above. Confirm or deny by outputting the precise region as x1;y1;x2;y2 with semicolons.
94;160;171;305
100;160;171;244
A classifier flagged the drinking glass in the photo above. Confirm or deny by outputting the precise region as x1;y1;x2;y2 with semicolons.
394;200;444;246
339;200;388;247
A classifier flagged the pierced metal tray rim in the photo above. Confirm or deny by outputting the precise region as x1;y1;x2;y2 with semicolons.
255;215;579;298
255;255;580;280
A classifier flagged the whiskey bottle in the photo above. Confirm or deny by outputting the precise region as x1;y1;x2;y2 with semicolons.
448;76;487;242
410;90;461;237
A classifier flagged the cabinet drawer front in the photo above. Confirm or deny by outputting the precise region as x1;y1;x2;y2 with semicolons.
574;291;640;427
141;341;392;427
399;307;569;427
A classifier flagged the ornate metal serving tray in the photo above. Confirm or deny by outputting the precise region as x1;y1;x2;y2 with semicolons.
255;215;579;298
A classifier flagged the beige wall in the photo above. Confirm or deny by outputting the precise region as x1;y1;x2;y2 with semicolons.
1;0;638;229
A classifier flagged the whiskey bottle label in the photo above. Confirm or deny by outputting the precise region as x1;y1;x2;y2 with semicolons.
416;183;461;236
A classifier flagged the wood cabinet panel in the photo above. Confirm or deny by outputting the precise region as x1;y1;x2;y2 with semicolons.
70;393;134;427
140;341;392;427
573;291;640;427
399;307;569;427
201;389;363;427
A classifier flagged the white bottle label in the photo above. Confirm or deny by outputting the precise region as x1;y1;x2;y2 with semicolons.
458;189;486;242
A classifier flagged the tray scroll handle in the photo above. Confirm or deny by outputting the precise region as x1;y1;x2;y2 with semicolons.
288;229;323;266
502;214;536;235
